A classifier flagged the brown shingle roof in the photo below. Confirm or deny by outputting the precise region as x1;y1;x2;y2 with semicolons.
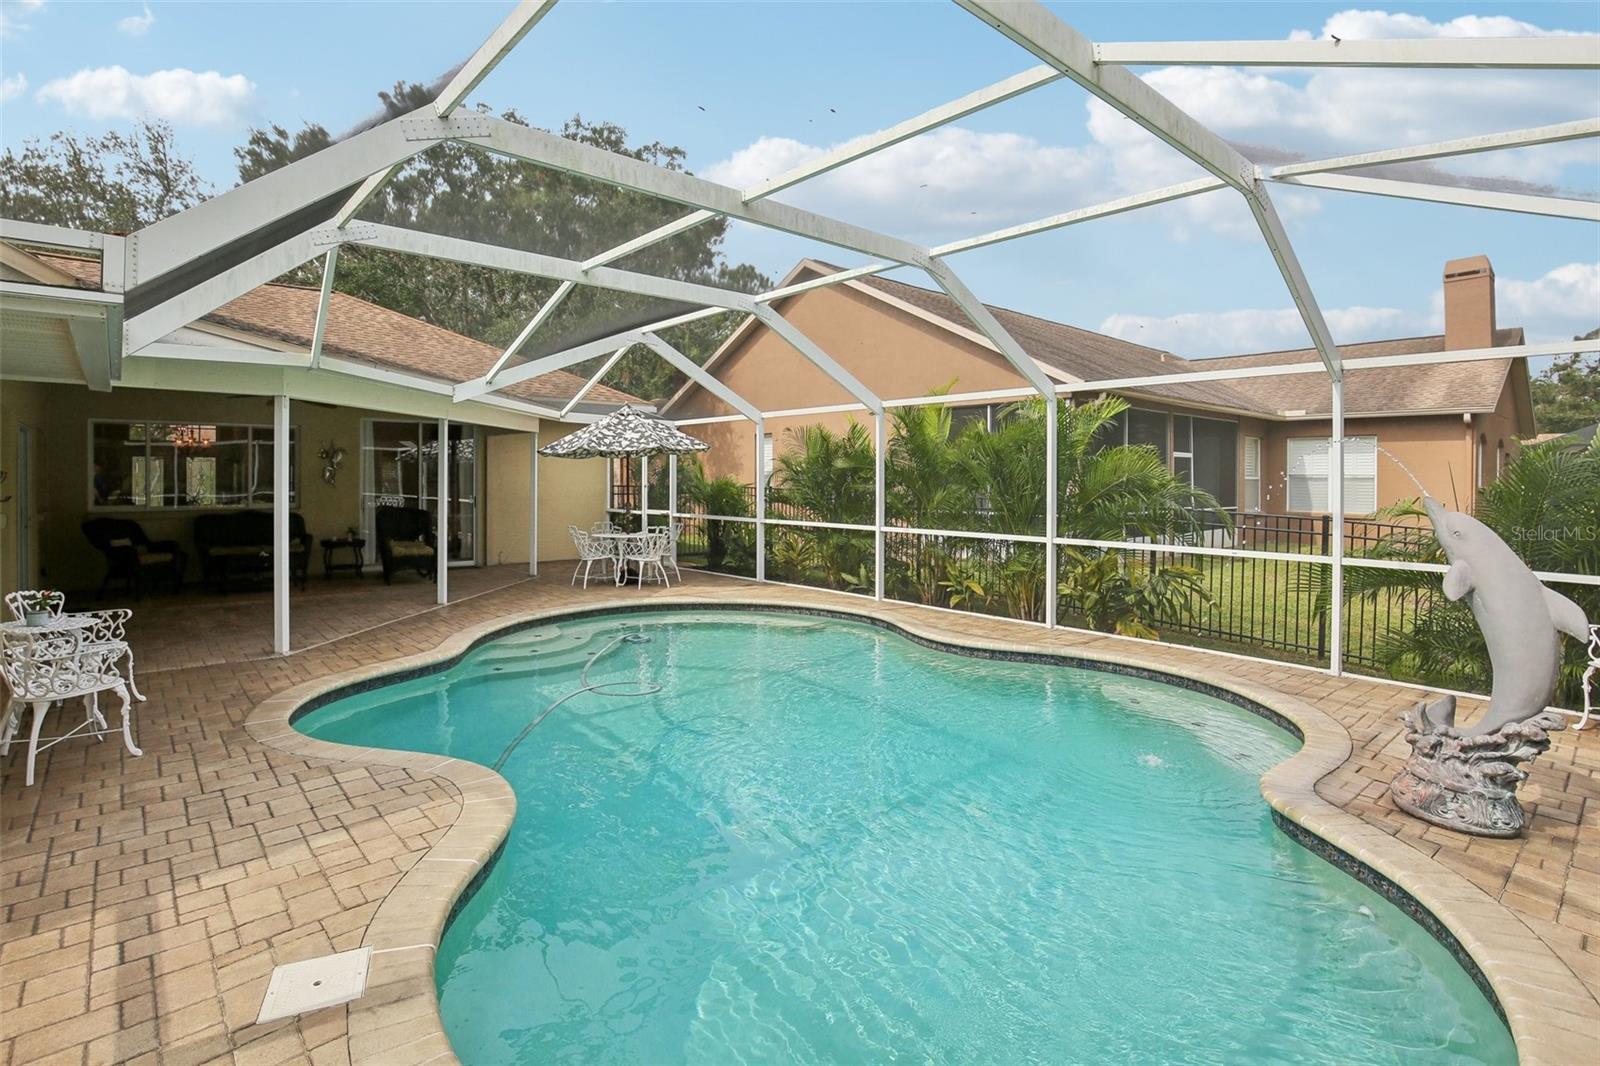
807;262;1524;420
1198;330;1525;417
33;252;637;408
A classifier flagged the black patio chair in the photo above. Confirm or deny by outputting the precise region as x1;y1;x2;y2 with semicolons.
81;517;187;600
375;506;439;585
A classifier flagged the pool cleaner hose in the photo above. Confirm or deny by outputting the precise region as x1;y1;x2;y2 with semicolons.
492;632;660;771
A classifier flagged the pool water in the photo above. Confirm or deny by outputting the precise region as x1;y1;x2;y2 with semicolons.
297;611;1515;1065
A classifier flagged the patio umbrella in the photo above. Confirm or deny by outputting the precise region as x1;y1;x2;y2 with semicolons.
539;405;708;529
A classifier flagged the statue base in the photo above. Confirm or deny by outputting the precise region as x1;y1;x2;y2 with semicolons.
1389;700;1566;838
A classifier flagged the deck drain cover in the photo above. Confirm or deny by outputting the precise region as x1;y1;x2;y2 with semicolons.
256;947;372;1024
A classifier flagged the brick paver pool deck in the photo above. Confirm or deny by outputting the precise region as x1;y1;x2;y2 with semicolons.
2;566;1595;1065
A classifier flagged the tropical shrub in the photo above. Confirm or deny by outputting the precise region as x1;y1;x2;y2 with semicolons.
678;455;752;573
1339;434;1599;705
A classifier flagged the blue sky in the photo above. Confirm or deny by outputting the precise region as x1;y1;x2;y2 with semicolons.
2;1;1596;362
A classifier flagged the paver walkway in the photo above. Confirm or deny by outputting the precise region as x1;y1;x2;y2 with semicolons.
2;567;1595;1064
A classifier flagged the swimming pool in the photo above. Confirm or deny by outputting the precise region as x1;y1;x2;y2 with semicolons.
297;610;1514;1065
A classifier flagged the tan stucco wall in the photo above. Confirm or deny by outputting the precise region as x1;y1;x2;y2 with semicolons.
0;379;52;596
482;426;607;567
676;281;1031;481
1263;414;1478;518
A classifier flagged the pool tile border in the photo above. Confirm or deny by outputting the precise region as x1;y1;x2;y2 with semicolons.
244;593;1598;1066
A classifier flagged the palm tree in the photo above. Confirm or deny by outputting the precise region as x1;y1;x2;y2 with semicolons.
767;422;875;589
1340;434;1598;703
678;455;752;572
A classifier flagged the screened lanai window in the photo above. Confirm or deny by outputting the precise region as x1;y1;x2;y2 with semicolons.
90;420;296;509
1286;435;1377;514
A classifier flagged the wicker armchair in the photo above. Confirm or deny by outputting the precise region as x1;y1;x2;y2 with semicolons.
375;506;438;585
80;518;186;599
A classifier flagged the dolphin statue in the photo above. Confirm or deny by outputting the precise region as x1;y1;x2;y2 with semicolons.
1421;496;1589;736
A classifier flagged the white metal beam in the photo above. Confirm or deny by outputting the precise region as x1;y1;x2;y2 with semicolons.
744;65;1065;202
272;395;291;655
922;258;1057;396
456;332;646;400
126;115;467;286
0;219;109;251
957;1;1342;379
434;0;561;116
558;345;629;418
474;115;932;267
124;229;323;354
750;305;883;415
436;417;449;605
1094;38;1600;69
488;280;575;383
308;248;338;369
66;316;113;392
579;212;717;271
1272;118;1600;178
333;1;561;229
932;177;1226;257
351;223;757;310
640;333;762;423
577;64;1062;275
1269;172;1600;221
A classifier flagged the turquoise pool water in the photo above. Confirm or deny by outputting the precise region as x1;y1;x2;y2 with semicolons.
297;611;1514;1065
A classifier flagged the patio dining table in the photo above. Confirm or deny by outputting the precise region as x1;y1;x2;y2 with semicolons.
590;531;651;586
0;613;98;636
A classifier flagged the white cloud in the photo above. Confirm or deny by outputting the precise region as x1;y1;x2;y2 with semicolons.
704;127;1107;240
117;2;154;37
1;0;45;38
1498;262;1600;342
0;72;26;103
35;65;254;126
1097;261;1599;356
1300;10;1589;40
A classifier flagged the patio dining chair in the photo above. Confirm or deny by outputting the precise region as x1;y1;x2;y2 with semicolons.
569;525;615;589
621;530;671;589
647;525;683;582
1578;624;1600;731
4;590;65;623
590;520;621;534
0;628;140;787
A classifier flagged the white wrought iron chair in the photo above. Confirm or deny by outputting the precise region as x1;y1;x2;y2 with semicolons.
1;628;141;786
657;524;683;583
569;525;615;589
590;520;620;534
5;595;145;706
1578;624;1600;731
621;530;671;588
4;589;65;622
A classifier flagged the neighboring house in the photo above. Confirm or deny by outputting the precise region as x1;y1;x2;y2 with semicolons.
1;243;634;595
662;255;1533;520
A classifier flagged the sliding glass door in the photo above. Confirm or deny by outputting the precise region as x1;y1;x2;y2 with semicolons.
360;420;480;564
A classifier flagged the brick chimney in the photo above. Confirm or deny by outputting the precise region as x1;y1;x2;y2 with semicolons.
1443;255;1496;350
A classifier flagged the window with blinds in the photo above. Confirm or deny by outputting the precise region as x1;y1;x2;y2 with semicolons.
1243;437;1261;511
1286;435;1377;514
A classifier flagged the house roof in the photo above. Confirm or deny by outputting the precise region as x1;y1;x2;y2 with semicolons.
1197;330;1525;418
26;250;639;409
681;259;1529;425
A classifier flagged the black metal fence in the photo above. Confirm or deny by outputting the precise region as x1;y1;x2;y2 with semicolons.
615;489;1432;669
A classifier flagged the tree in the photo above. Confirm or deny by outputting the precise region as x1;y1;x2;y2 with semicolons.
1530;331;1600;435
1;120;208;230
236;86;770;401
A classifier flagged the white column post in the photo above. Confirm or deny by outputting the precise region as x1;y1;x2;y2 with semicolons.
436;418;449;605
529;431;539;576
1044;395;1059;628
1329;380;1345;675
874;411;887;601
639;454;649;532
668;454;679;523
272;394;290;655
754;419;766;582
